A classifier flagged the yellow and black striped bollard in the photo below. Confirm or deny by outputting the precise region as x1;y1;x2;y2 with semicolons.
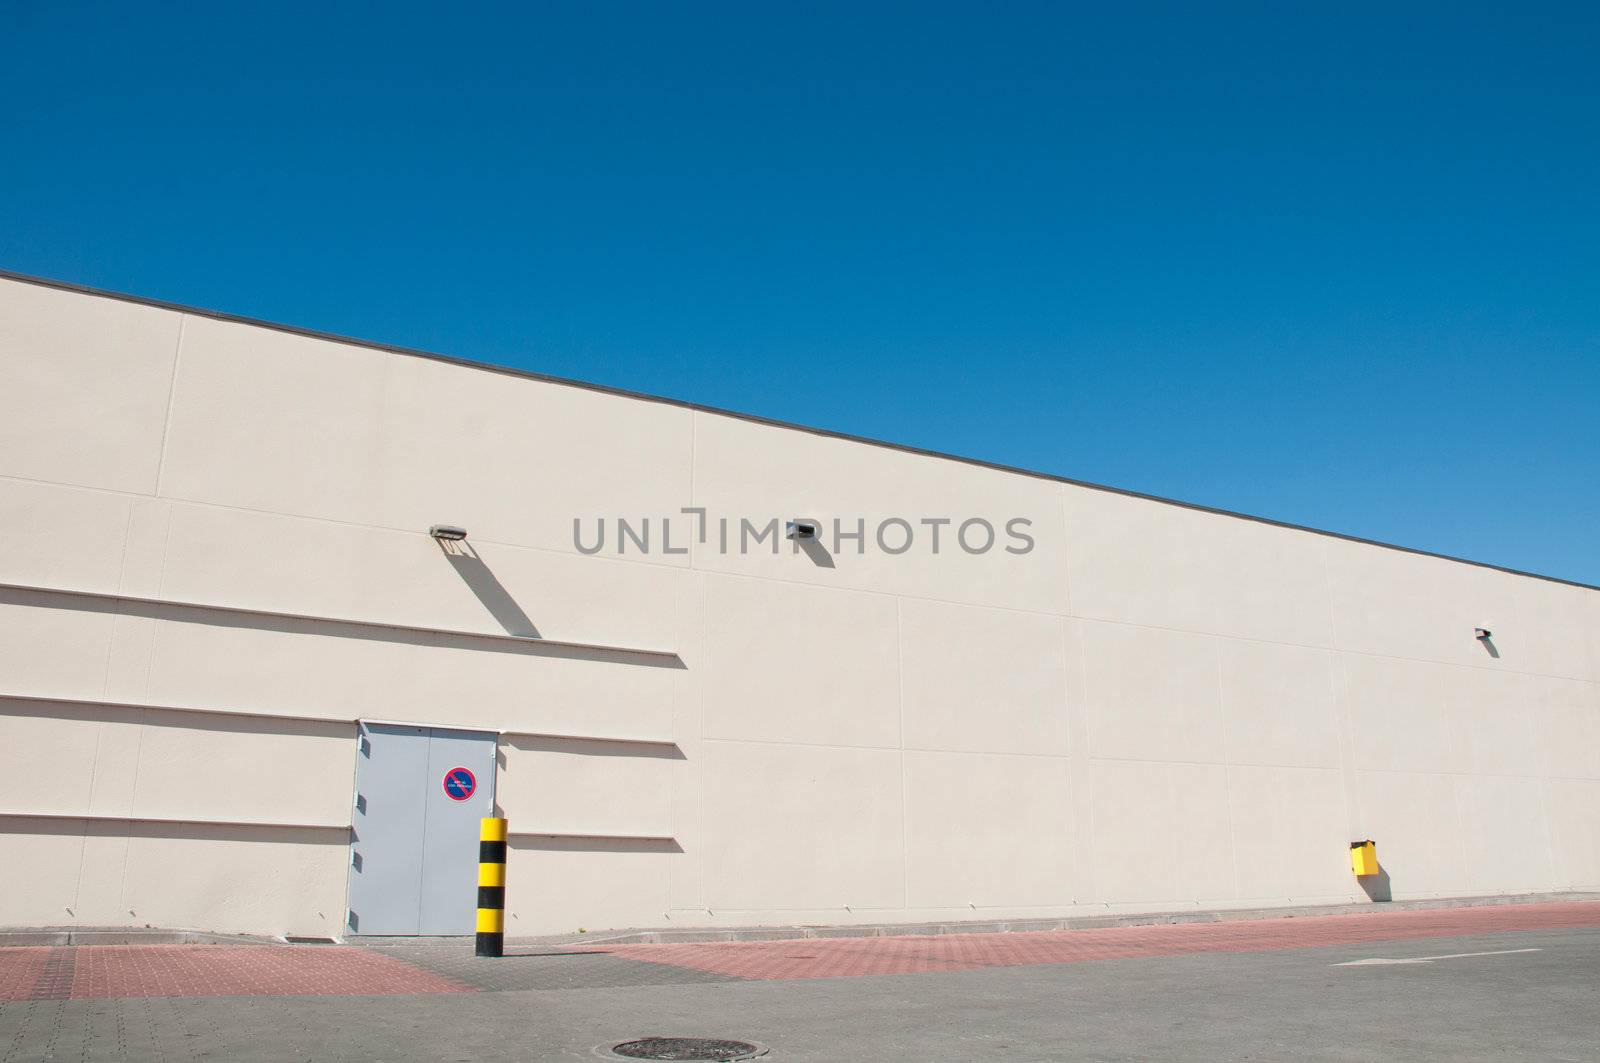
476;817;508;957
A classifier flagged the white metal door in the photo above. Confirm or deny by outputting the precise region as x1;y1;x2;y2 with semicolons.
347;722;497;936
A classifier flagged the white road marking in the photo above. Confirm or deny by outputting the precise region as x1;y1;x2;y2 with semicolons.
1333;947;1542;967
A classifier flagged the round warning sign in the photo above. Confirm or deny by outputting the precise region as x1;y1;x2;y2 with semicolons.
442;767;477;801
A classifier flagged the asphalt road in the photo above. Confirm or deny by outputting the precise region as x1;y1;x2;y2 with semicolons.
3;925;1597;1061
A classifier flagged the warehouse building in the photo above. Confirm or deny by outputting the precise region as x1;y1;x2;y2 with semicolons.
1;270;1597;939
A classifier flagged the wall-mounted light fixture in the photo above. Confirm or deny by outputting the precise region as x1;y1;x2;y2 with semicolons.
1474;627;1492;640
429;525;469;541
785;519;818;541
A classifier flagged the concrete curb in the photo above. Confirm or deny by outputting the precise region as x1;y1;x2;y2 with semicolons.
13;892;1600;950
516;890;1600;948
0;927;283;947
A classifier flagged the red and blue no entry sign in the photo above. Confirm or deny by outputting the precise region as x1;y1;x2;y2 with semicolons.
443;767;477;801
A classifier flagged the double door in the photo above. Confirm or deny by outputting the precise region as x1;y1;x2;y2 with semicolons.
346;723;497;935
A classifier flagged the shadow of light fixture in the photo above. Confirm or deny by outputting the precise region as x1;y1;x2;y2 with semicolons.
1475;627;1500;659
429;525;541;638
786;518;835;569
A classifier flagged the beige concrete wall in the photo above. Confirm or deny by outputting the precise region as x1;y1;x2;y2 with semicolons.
2;273;1597;937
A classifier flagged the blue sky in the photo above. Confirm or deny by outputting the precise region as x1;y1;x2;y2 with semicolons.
3;2;1596;584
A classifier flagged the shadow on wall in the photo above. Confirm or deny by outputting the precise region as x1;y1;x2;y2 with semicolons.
797;537;835;569
0;584;682;668
510;835;682;854
502;734;685;760
0;697;352;740
0;814;348;846
1359;864;1394;902
437;539;540;637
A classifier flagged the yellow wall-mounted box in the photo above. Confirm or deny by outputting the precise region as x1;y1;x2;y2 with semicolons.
1350;840;1378;877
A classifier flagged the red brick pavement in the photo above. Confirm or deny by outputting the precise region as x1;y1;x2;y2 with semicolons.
3;902;1596;1000
597;901;1600;981
0;947;48;1002
0;945;474;1001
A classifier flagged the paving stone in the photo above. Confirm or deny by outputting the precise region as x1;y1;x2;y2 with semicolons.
594;899;1600;981
369;947;741;992
3;902;1599;1061
0;945;471;1003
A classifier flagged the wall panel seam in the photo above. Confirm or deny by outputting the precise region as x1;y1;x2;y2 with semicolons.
1213;638;1243;902
895;596;909;909
152;313;187;499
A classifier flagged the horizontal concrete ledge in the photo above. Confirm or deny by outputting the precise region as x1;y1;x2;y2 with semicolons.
508;831;676;841
363;717;679;748
525;890;1600;947
0;810;350;831
0;691;357;730
0;927;282;947
0;693;678;749
507;832;681;854
0;580;680;662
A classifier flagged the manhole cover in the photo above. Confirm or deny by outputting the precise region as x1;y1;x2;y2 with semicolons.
606;1037;766;1061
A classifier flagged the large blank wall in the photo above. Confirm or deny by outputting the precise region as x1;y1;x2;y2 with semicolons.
1;275;1597;936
